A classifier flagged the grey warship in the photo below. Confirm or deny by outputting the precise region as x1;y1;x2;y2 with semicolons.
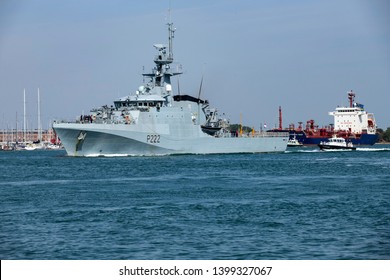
53;21;288;156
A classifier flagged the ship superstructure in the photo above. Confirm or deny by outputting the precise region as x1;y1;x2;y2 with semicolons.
53;21;288;156
329;90;376;135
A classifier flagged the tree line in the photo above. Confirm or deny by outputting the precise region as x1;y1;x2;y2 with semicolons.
228;124;254;134
376;127;390;143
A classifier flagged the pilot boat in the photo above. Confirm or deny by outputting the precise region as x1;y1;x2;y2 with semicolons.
318;136;356;151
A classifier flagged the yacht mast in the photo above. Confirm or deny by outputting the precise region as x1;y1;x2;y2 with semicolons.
23;89;26;142
15;112;18;143
38;88;42;141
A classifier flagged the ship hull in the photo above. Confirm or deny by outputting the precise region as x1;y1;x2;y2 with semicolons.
270;130;377;146
295;132;378;146
318;144;356;151
53;123;288;156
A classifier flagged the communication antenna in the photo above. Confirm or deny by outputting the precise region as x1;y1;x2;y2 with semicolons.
177;76;181;95
197;75;204;100
197;75;204;125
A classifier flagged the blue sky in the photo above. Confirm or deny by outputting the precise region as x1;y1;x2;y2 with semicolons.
0;0;389;130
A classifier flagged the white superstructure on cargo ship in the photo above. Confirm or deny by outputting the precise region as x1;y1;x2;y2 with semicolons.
329;90;376;135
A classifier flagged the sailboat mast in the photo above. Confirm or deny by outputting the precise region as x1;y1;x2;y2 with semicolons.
23;89;26;142
15;112;18;143
38;88;42;141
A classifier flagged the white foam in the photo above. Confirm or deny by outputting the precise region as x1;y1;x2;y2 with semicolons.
356;148;390;152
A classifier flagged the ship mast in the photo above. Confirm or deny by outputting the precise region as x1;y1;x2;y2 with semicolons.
168;22;175;61
278;106;282;130
139;11;182;104
167;3;174;61
348;90;355;108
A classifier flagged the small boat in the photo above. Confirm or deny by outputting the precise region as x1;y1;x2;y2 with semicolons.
1;144;15;151
287;135;303;147
318;136;356;151
24;145;37;151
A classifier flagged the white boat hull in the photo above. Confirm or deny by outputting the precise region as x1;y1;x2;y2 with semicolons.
318;144;356;151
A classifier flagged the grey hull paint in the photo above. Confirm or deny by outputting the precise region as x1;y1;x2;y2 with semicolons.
54;123;288;156
53;21;288;156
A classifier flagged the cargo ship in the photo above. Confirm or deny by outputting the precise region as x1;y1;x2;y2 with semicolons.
272;90;378;146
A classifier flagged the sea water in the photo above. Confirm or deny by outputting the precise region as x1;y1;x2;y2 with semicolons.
1;146;389;259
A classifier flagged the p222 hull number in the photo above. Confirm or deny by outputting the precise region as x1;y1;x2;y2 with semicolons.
147;134;160;143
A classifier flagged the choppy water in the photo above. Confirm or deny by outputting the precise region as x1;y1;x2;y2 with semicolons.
1;145;389;259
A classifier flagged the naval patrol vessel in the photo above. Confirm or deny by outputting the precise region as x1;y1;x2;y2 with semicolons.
53;21;288;156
